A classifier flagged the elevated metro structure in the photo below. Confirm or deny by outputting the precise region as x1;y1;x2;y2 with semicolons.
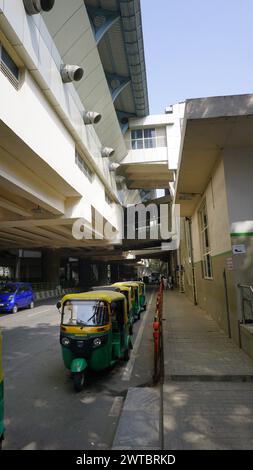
0;0;178;285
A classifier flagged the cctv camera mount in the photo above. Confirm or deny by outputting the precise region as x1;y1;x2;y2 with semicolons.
83;111;102;125
60;64;84;83
101;147;115;158
23;0;55;15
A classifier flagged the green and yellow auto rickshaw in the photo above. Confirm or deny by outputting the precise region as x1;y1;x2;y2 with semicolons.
118;281;142;321
57;290;132;392
133;281;147;311
0;329;4;449
92;285;135;335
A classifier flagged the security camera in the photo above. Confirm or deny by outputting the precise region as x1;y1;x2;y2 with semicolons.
23;0;55;15
101;147;115;158
60;64;84;83
109;163;120;171
115;176;125;184
83;111;102;125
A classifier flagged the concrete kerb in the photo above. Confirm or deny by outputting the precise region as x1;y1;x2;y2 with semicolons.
112;287;163;450
34;287;79;302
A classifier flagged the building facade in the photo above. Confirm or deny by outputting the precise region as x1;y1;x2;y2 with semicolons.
175;94;253;359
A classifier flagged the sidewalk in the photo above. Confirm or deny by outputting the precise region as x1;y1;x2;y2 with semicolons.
113;288;253;450
162;290;253;449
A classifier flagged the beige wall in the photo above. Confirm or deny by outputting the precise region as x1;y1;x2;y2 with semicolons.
180;158;240;344
223;148;253;287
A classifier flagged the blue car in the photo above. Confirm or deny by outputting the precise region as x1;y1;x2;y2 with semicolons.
0;283;34;314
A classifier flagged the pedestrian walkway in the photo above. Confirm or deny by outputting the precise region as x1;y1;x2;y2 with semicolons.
112;288;253;450
163;290;253;449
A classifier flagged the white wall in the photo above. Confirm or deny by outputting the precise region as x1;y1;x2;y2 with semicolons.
223;148;253;234
125;103;185;170
191;159;231;262
0;0;121;231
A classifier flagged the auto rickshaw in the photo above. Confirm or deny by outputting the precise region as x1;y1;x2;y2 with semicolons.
133;281;147;311
57;290;132;392
91;285;135;335
0;329;4;449
116;281;142;320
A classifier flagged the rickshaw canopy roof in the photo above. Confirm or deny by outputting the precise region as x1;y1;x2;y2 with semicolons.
111;283;131;292
117;281;140;288
61;290;126;304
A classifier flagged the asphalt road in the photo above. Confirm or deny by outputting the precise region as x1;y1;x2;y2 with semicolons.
0;289;155;450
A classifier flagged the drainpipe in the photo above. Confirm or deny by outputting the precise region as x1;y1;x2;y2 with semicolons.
186;217;197;305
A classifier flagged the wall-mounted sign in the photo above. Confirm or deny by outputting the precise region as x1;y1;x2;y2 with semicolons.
226;257;234;271
232;244;246;255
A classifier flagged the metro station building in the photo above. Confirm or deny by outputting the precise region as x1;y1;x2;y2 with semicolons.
1;1;253;359
0;0;181;286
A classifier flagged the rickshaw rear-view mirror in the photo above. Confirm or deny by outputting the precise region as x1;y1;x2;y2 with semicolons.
56;301;61;310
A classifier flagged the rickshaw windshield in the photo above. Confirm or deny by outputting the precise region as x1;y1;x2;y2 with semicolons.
62;300;109;326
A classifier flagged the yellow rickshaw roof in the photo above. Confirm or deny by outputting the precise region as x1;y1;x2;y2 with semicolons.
61;290;125;304
117;281;139;288
111;283;131;291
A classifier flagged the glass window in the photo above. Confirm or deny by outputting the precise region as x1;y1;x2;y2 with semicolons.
62;300;109;326
144;129;156;139
0;285;16;294
75;151;93;182
144;137;155;149
132;139;143;150
1;47;19;79
199;201;213;279
131;129;142;140
131;128;156;150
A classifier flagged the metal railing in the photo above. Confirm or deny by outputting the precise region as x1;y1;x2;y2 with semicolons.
153;281;164;383
238;284;253;324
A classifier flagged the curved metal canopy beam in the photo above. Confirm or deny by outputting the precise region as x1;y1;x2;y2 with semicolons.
86;6;120;45
116;110;135;134
106;73;131;103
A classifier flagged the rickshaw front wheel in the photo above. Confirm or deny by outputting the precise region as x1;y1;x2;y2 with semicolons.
73;372;85;392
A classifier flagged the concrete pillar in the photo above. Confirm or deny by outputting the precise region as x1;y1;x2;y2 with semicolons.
110;263;120;283
97;263;108;285
42;249;61;284
78;259;95;289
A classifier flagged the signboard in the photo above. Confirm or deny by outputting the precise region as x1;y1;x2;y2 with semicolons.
232;244;246;255
226;257;234;271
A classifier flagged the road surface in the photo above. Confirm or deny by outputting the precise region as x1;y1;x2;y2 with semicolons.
0;289;155;450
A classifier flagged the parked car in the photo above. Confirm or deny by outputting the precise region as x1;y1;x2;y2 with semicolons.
0;282;34;314
150;272;160;284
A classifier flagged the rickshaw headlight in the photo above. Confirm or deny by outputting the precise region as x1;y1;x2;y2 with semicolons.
93;337;102;348
61;337;70;347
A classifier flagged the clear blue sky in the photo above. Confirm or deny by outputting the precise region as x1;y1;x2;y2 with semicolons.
141;0;253;113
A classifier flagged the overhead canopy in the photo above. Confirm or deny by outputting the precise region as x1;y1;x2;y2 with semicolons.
175;94;253;216
85;0;149;118
118;163;175;189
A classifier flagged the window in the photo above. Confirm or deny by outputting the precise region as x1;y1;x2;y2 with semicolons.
62;300;109;326
75;151;93;182
130;128;167;150
131;128;156;149
0;45;20;89
199;202;213;279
